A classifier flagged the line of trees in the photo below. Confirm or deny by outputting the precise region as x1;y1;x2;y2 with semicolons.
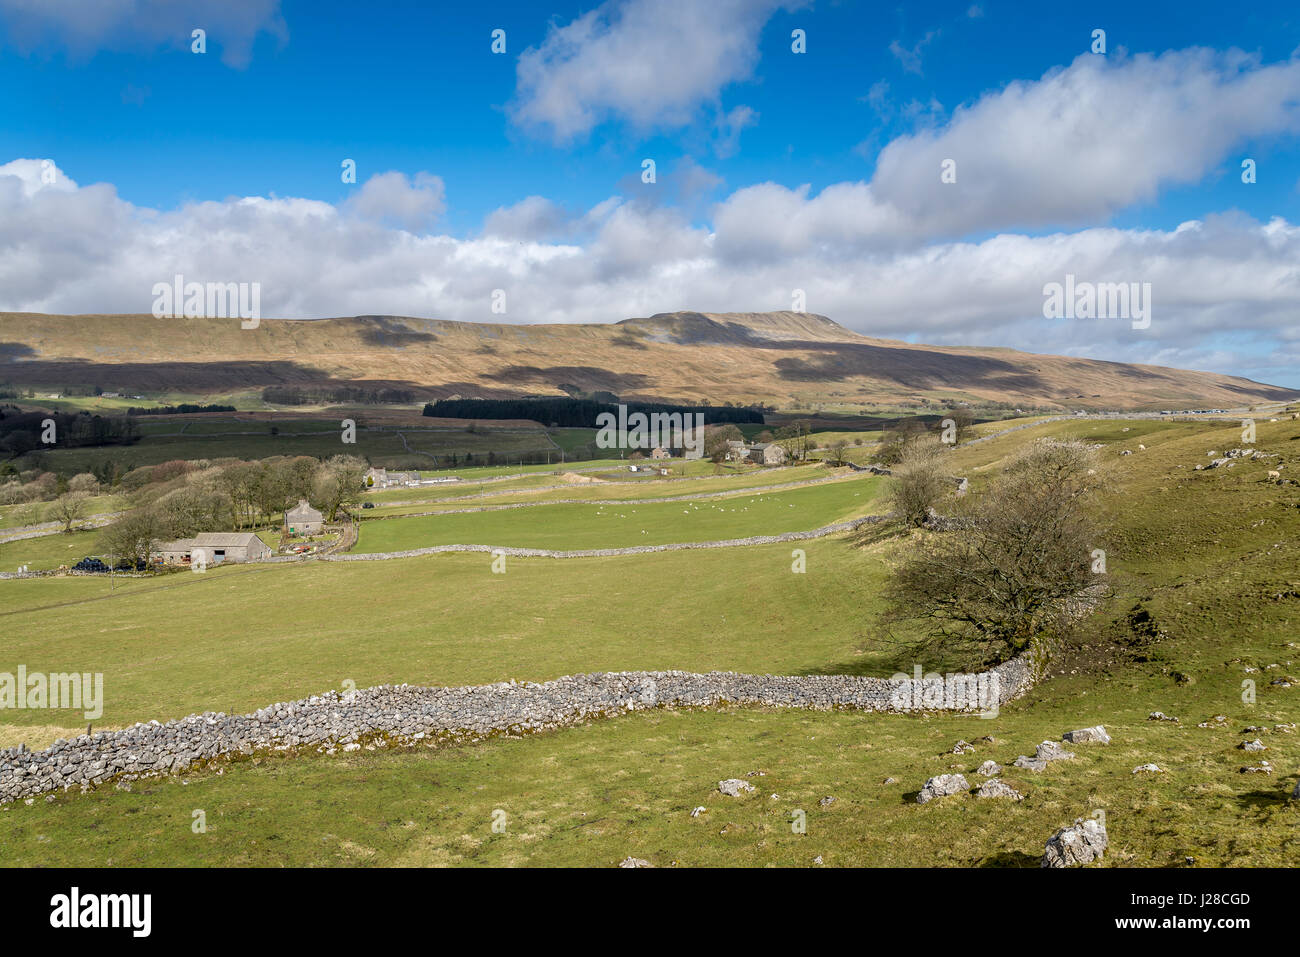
0;409;140;458
127;404;236;415
423;397;764;428
262;386;415;406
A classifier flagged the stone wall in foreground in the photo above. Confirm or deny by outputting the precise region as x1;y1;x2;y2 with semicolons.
0;656;1036;805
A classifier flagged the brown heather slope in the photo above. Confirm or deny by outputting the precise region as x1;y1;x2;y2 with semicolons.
0;310;1293;410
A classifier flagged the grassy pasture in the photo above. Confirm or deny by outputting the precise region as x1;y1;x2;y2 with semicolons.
0;528;105;571
363;465;837;516
0;414;1297;865
352;477;883;552
0;535;896;747
0;493;124;530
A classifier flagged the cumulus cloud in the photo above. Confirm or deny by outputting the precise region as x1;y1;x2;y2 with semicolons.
342;171;446;233
509;0;794;141
2;158;1298;386
0;0;287;67
712;48;1300;260
871;48;1300;238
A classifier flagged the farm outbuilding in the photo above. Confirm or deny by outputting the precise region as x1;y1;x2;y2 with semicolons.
191;533;273;565
285;499;324;536
155;533;272;566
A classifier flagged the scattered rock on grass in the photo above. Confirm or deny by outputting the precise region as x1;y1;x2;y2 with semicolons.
1042;817;1108;868
1063;725;1111;744
976;760;1001;777
917;774;968;804
1015;741;1075;771
1133;763;1164;774
718;779;756;797
619;857;652;868
1148;712;1179;723
975;779;1024;801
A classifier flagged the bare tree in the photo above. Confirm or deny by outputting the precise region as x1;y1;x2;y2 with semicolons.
704;424;743;464
46;492;89;534
940;406;975;445
887;437;950;527
97;508;162;565
67;472;100;495
883;439;1106;664
313;455;368;521
873;419;929;465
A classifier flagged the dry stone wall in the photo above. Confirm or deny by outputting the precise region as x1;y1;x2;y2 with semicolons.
0;656;1036;805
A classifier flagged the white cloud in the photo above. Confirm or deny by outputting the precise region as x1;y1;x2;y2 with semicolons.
871;48;1300;237
509;0;794;141
343;171;446;233
0;0;287;67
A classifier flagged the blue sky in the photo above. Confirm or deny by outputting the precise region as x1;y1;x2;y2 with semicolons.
1;0;1299;386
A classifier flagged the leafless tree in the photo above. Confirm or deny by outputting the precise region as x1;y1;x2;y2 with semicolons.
313;455;368;521
886;437;950;527
883;439;1106;664
46;491;89;533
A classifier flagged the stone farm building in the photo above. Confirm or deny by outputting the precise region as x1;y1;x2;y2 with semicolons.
365;467;421;488
156;532;273;566
726;440;787;466
749;442;787;466
285;499;325;536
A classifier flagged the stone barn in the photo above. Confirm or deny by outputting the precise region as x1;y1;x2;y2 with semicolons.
749;443;787;466
190;532;273;566
158;533;272;566
156;540;195;565
285;499;324;536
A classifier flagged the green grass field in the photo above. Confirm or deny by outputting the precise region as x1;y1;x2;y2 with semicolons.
1;412;1297;866
363;464;836;516
0;536;896;744
352;477;882;552
0;493;123;530
0;527;105;571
